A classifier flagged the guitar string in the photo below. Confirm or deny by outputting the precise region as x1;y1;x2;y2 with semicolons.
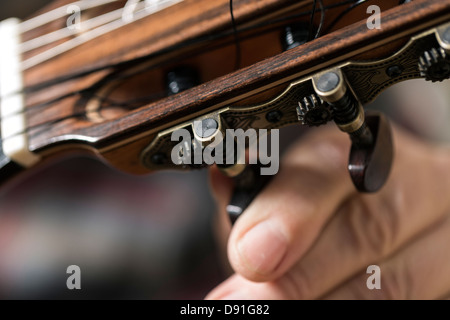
229;0;241;70
18;0;120;33
24;0;355;95
323;0;369;34
21;4;136;53
17;0;355;97
20;0;183;54
18;0;351;69
308;0;319;41
0;0;361;142
20;0;183;70
2;0;357;137
59;0;327;112
54;0;331;115
315;0;325;39
96;0;325;110
15;0;354;105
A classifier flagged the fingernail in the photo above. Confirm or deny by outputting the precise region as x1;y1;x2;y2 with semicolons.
237;219;288;275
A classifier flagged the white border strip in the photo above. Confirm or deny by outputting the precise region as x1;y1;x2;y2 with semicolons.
0;18;41;167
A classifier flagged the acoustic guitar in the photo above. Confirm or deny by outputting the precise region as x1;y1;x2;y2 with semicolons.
1;0;449;224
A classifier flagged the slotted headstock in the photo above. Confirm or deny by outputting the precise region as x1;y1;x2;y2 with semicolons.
0;0;449;187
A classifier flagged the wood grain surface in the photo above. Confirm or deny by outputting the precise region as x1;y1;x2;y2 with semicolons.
15;0;450;176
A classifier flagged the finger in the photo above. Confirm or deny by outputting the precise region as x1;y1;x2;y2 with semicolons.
209;165;235;272
208;165;234;210
324;214;450;300
227;126;355;282
207;213;450;300
205;273;293;300
280;127;450;299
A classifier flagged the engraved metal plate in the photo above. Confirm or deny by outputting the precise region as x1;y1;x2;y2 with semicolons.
141;22;450;172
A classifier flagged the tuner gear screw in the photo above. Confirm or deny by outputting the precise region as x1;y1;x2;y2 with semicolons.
386;65;404;78
151;153;167;165
266;110;283;123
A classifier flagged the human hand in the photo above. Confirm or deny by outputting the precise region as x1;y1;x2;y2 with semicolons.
206;124;450;299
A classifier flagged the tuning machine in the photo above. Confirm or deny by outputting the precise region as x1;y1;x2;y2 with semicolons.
312;68;394;193
187;112;273;224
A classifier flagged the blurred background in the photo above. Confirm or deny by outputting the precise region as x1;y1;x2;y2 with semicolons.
0;0;449;300
0;0;227;299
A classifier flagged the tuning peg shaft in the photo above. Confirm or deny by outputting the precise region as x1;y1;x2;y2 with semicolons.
313;69;394;192
220;163;272;224
348;112;393;192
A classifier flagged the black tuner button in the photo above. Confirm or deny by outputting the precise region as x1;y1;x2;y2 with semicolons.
281;23;309;51
348;112;393;193
166;66;200;96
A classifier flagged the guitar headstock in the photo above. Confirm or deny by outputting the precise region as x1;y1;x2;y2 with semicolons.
0;0;449;189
